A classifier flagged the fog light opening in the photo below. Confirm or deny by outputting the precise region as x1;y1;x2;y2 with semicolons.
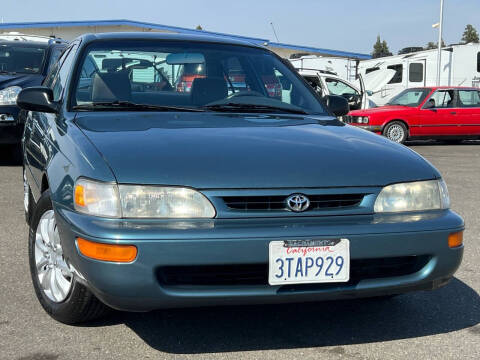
448;231;463;248
76;238;137;262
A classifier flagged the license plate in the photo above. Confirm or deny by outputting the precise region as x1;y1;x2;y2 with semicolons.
268;239;350;285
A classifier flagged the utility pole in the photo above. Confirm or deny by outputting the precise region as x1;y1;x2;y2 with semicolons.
436;0;444;86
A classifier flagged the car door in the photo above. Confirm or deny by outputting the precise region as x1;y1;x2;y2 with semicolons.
418;89;457;136
455;89;480;136
323;77;362;110
25;44;76;196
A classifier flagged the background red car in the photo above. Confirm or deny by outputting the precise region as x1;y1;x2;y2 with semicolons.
346;86;480;144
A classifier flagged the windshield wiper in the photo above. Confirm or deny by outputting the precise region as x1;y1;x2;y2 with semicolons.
203;103;308;115
72;101;205;112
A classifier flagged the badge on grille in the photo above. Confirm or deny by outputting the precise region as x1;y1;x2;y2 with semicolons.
286;194;310;212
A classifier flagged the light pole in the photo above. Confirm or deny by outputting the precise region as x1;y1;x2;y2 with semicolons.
436;0;445;86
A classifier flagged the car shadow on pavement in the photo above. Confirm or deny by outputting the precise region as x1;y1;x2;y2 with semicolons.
0;145;22;166
406;140;480;146
86;277;479;354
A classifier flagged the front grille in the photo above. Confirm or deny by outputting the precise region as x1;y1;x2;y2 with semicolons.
222;194;365;211
157;256;430;287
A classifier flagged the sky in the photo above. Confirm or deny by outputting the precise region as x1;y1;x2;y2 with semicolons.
1;0;479;55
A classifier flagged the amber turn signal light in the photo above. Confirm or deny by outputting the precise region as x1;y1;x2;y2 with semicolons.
74;184;85;207
448;231;463;248
77;238;137;262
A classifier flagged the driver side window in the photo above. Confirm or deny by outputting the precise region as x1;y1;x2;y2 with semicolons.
428;90;455;108
51;44;78;101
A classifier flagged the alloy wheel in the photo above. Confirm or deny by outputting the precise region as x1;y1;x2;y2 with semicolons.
386;124;405;143
34;210;73;303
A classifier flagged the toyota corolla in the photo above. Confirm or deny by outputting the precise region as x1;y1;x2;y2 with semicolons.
19;33;464;324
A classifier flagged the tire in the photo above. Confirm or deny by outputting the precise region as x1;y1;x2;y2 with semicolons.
383;121;408;144
23;169;34;225
29;190;109;324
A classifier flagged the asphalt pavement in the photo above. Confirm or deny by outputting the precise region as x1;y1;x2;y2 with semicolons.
0;141;479;360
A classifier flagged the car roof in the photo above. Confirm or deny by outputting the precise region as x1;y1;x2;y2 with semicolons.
422;86;479;91
0;40;49;47
79;32;265;49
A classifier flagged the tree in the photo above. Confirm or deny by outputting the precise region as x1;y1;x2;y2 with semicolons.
461;24;479;44
425;39;446;50
195;25;203;31
372;35;393;58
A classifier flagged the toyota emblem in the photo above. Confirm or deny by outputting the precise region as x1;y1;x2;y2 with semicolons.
286;194;310;212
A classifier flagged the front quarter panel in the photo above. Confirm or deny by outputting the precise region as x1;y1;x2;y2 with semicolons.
44;111;117;210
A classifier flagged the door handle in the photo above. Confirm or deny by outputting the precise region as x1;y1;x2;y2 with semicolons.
450;111;456;115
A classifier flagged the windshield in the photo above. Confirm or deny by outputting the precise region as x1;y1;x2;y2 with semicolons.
387;88;431;107
72;41;327;115
0;43;46;74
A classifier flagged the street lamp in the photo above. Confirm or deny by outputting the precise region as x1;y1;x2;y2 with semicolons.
433;0;445;86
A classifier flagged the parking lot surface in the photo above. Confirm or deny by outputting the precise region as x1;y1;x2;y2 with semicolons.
0;142;479;360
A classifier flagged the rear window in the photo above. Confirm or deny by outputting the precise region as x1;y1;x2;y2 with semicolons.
458;90;480;107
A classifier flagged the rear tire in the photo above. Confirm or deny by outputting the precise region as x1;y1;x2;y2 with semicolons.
29;190;109;324
383;121;408;144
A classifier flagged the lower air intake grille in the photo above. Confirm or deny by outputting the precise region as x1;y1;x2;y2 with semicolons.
157;256;430;287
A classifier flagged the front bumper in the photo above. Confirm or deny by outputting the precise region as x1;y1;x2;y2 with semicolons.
55;207;464;311
348;124;382;133
0;106;22;144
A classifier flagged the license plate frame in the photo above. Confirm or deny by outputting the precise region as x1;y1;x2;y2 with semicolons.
268;239;350;285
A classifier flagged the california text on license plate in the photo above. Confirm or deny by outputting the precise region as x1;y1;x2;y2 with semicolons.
268;239;350;285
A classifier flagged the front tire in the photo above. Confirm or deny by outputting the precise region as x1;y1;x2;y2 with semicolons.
28;190;109;324
383;121;408;144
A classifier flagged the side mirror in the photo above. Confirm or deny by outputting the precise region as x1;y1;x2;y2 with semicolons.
17;87;58;113
325;95;349;116
366;90;374;96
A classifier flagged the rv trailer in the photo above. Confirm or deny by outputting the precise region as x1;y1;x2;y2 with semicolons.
289;55;359;82
358;43;480;106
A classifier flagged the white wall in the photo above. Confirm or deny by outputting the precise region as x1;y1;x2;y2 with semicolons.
2;25;172;41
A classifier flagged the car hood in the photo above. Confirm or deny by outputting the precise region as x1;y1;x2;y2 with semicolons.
0;73;43;90
74;112;439;189
350;105;416;116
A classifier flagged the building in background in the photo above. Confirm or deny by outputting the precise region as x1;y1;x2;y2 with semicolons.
0;19;370;60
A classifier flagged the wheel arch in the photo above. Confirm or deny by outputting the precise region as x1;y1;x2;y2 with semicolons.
382;119;410;134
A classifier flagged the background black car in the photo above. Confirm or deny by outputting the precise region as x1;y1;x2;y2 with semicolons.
0;33;67;162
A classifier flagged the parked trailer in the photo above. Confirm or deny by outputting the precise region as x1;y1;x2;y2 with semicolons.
358;43;480;106
289;55;359;83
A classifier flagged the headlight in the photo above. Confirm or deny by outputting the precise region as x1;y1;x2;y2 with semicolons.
374;179;450;213
119;185;215;218
0;86;22;106
74;178;215;218
356;116;369;124
74;178;121;217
